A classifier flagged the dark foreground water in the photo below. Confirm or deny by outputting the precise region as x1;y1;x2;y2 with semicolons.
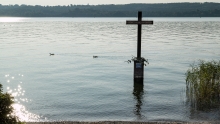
0;17;220;122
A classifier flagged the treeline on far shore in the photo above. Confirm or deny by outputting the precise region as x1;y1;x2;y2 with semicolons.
0;2;220;17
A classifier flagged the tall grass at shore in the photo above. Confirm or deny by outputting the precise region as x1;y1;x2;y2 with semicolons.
186;60;220;110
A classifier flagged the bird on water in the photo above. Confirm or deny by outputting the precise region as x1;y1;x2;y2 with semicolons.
49;53;55;56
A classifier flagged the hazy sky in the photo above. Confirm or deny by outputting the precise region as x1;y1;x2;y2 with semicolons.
1;0;219;6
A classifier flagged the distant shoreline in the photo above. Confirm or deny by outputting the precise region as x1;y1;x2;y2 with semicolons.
0;2;220;17
25;121;220;124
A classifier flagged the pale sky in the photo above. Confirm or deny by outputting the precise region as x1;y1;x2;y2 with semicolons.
1;0;219;6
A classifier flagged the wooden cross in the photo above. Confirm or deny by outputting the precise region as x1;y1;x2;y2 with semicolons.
126;11;153;58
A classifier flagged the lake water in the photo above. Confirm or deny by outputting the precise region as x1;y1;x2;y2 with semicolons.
0;17;220;122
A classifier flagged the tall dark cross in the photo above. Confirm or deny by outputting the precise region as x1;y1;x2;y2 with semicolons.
126;11;153;58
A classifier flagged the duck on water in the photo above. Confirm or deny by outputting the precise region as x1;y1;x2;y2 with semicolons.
49;53;55;56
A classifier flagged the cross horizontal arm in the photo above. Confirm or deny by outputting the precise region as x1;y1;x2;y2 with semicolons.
126;20;153;25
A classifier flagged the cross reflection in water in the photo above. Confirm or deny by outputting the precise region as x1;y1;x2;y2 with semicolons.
133;81;144;120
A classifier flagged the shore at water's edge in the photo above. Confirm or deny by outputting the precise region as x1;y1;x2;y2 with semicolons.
26;121;220;124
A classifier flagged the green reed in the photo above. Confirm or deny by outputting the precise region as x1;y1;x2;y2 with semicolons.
186;60;220;110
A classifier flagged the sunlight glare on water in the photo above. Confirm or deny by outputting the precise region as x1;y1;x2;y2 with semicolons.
12;103;41;122
0;17;27;22
3;74;43;122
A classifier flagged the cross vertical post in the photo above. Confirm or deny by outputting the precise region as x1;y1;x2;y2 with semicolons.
137;11;142;58
126;11;153;82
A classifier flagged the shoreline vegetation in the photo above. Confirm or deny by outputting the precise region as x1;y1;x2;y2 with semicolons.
0;2;220;17
186;60;220;110
0;84;23;124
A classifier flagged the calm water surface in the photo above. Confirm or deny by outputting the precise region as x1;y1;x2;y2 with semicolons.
0;17;220;122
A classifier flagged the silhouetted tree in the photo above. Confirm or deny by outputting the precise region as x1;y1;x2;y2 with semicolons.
0;83;23;124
